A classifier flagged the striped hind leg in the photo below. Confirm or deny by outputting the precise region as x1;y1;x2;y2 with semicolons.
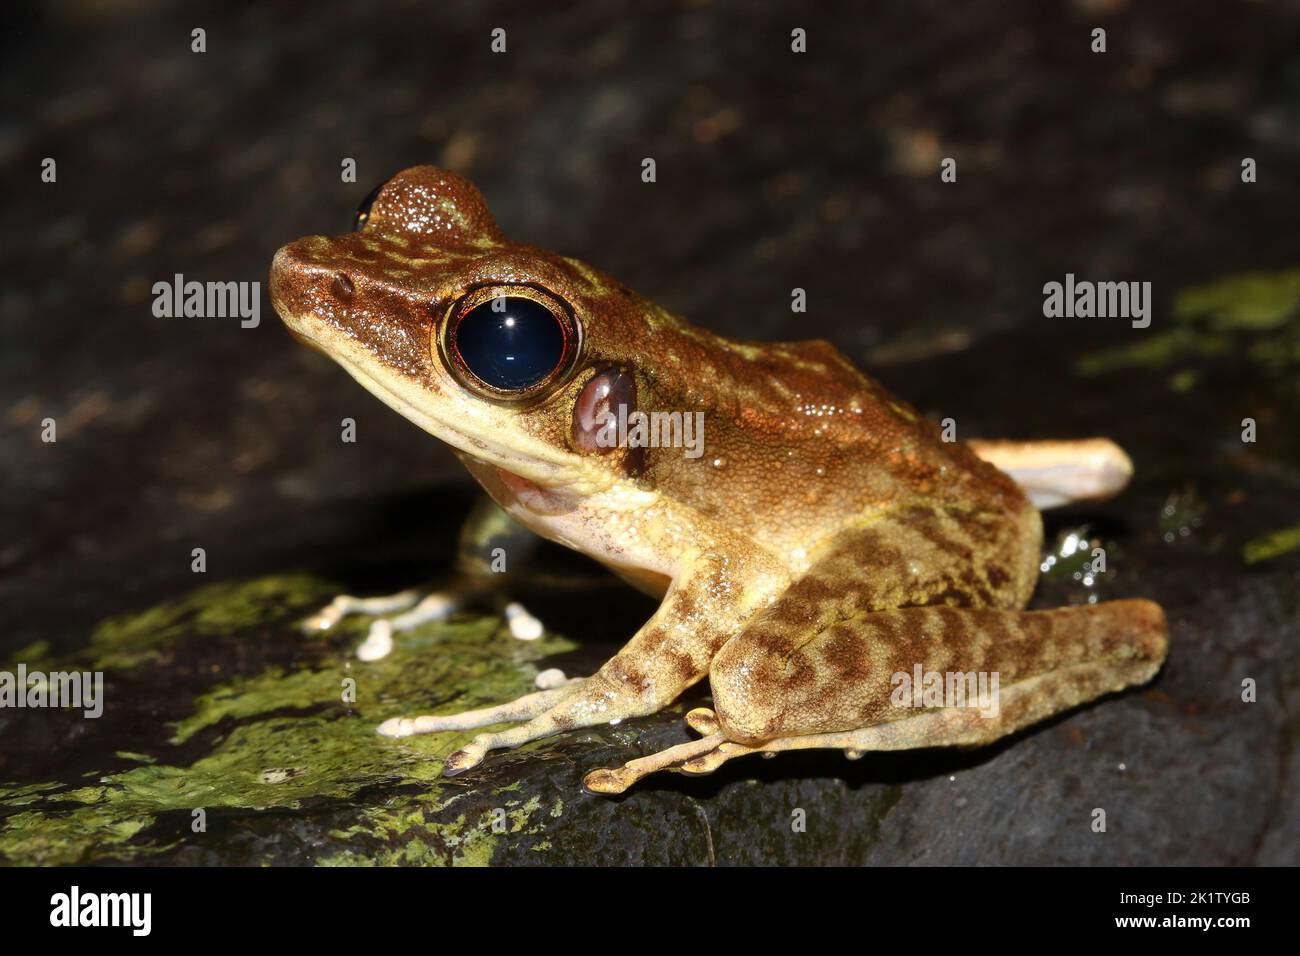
585;600;1167;794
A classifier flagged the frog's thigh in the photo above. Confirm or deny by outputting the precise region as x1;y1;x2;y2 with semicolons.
709;600;1168;747
800;501;1042;612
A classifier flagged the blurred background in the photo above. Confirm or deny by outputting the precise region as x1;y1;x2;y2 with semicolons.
1;0;1298;865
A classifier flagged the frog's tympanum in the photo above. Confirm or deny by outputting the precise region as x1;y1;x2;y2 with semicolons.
270;167;1168;794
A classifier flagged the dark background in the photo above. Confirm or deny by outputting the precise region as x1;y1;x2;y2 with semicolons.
1;0;1298;865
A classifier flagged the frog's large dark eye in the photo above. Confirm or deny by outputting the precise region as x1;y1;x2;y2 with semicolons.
352;179;387;231
440;288;581;400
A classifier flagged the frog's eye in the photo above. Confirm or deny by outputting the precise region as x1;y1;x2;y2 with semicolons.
439;287;581;401
352;179;387;231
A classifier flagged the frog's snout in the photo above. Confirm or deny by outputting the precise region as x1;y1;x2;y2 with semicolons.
268;241;308;319
269;240;340;350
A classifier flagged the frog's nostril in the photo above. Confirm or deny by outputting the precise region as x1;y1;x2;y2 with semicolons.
332;273;355;301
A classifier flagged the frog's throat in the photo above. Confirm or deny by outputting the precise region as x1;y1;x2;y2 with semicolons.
314;337;657;512
457;453;575;518
329;350;568;478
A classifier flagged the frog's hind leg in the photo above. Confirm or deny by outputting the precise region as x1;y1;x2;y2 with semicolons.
584;601;1167;794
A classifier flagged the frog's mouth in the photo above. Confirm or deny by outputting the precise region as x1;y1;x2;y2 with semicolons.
329;337;577;482
275;299;657;518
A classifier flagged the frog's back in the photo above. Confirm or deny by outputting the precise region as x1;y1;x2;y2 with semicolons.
640;330;1035;563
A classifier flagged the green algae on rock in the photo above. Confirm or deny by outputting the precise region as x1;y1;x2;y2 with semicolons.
1175;269;1300;332
0;573;578;866
1075;269;1300;379
85;574;331;670
1243;524;1300;565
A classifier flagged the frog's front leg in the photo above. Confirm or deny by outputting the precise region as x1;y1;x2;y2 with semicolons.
585;599;1167;793
302;496;545;660
379;549;788;776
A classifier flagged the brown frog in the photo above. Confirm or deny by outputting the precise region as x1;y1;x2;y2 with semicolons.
269;166;1167;793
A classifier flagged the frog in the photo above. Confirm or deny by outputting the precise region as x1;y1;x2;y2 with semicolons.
269;166;1168;794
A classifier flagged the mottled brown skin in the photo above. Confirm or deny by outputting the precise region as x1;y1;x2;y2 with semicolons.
269;166;1168;793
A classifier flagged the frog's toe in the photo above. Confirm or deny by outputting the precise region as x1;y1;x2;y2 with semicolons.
503;601;544;640
583;710;739;793
308;582;549;659
441;720;554;776
677;741;756;775
684;707;720;735
376;716;417;737
353;589;468;659
383;587;548;645
443;742;488;776
356;620;395;661
581;768;629;795
301;588;422;633
376;684;581;739
388;592;460;630
968;437;1134;509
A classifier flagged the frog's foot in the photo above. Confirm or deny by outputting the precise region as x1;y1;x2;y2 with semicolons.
582;708;730;794
968;437;1134;509
582;723;946;796
582;711;979;795
376;670;585;739
302;582;545;661
302;588;423;633
583;706;973;794
435;659;708;777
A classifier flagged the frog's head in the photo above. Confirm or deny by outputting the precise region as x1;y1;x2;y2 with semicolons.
270;165;698;514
